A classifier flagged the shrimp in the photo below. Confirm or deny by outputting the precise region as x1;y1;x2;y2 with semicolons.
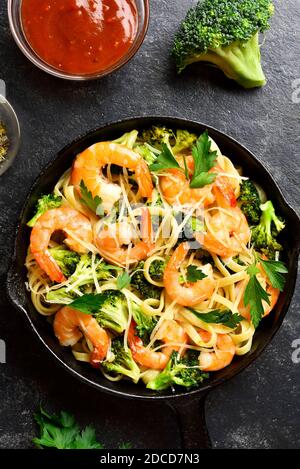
128;319;187;370
163;242;216;307
198;330;236;371
54;306;110;367
199;179;251;258
236;263;280;321
71;142;153;212
95;208;154;266
160;167;215;207
159;152;236;208
30;206;93;283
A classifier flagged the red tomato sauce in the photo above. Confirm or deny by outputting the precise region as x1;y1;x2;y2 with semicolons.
21;0;138;75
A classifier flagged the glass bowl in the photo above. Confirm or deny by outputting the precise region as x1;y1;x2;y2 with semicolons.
8;0;150;81
0;95;21;176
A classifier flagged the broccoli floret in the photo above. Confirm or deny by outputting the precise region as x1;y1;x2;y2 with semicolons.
172;0;274;89
131;262;162;300
238;180;261;225
49;246;80;277
102;339;140;383
147;351;209;391
251;201;285;259
93;290;128;334
140;127;197;156
113;130;139;149
149;259;166;282
131;302;157;344
141;126;174;149
27;194;62;227
46;255;119;304
172;130;198;154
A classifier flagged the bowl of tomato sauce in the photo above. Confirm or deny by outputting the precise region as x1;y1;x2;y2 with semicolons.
8;0;149;80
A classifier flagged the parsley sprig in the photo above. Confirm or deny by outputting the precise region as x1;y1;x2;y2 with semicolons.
190;130;218;188
33;407;132;450
244;257;288;328
186;265;208;282
80;180;104;216
33;407;103;449
149;130;218;189
149;143;180;172
188;308;243;329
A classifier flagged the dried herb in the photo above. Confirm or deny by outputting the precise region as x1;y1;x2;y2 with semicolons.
0;121;9;162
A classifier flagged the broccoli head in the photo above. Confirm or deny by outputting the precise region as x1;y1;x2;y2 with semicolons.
94;290;128;334
49;246;80;277
149;259;166;282
131;302;157;344
238;180;261;225
147;351;209;391
251;200;285;259
172;130;198;155
27;194;62;227
131;262;162;300
172;0;274;88
46;255;118;304
140;127;197;155
141;126;174;149
102;338;140;383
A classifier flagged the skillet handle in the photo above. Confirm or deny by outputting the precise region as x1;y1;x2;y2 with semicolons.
168;393;211;449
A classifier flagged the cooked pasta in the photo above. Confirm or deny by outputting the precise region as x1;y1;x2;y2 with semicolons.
25;127;286;391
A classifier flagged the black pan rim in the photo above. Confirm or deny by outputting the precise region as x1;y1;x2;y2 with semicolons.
7;115;300;401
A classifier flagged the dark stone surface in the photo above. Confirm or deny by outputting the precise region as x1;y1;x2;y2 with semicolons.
0;0;299;449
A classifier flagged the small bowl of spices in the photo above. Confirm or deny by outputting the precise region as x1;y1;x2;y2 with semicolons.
0;96;21;176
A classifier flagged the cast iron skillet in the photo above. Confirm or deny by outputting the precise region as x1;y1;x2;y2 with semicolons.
7;117;300;449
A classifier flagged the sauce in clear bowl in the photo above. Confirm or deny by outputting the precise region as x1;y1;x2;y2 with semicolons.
8;0;149;80
21;0;138;75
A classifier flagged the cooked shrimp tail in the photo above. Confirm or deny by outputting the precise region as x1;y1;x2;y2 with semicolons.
54;306;110;366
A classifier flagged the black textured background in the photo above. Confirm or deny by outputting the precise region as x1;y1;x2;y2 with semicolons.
0;0;299;449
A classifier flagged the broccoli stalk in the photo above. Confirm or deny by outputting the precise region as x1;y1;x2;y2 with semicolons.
172;0;274;89
46;255;118;304
131;302;157;344
94;290;128;334
147;351;209;391
238;179;261;225
113;130;139;149
27;194;62;227
251;201;285;259
102;339;140;383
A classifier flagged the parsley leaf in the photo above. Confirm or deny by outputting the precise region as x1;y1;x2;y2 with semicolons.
33;408;103;449
70;293;105;315
149;143;181;172
259;257;288;292
186;265;208;282
74;426;104;449
188;308;243;329
80;180;104;216
117;272;131;290
244;264;270;328
119;442;133;449
190;130;218;189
